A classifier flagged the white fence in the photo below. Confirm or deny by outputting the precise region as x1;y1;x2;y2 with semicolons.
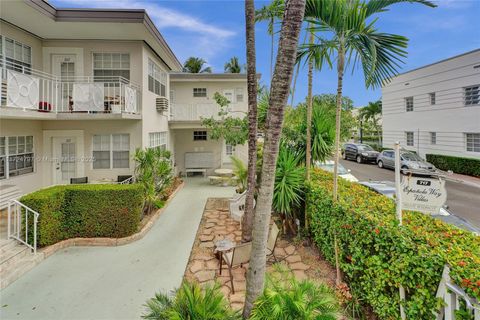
170;102;244;121
1;61;140;114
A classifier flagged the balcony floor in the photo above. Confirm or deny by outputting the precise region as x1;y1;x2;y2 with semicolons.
0;108;141;120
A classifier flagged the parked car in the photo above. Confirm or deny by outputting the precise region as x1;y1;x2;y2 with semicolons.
376;150;436;175
359;180;479;234
342;143;379;163
315;160;359;182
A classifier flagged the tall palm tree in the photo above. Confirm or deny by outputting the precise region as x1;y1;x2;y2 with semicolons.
224;56;243;73
359;100;382;145
241;0;258;243
255;0;284;79
306;0;436;202
182;57;212;73
243;0;305;317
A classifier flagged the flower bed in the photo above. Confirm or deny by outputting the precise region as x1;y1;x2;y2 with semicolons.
306;169;480;319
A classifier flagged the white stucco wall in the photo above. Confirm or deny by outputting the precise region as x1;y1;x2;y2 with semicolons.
382;50;480;158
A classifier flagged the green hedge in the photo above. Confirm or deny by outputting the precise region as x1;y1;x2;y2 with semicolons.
307;169;480;319
426;154;480;177
21;184;144;247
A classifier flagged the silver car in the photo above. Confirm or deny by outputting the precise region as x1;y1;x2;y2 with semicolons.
376;150;436;175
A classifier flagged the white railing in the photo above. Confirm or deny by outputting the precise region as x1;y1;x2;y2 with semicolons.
1;61;140;115
434;265;480;320
170;102;245;121
7;200;40;254
118;176;135;184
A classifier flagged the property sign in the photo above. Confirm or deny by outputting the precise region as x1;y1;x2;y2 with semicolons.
400;176;447;214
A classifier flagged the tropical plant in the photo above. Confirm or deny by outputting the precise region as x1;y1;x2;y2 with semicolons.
182;57;212;73
359;99;382;145
243;0;305;317
231;156;248;193
305;0;436;201
224;56;243;73
142;281;240;320
250;265;340;319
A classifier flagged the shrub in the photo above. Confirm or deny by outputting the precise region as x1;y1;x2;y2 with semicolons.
142;281;240;320
21;184;144;247
250;265;340;320
426;154;480;177
306;169;480;319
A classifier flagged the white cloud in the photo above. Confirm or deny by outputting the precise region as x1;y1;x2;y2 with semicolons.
433;0;476;9
52;0;236;64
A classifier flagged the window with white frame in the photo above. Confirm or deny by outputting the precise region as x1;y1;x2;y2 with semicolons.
193;88;207;97
193;131;207;141
429;92;436;105
465;133;480;152
430;132;436;145
464;85;479;106
93;53;130;83
235;88;244;102
149;132;168;150
225;144;235;156
406;131;414;146
405;97;414;112
148;59;167;96
92;134;130;169
0;35;32;72
0;136;34;180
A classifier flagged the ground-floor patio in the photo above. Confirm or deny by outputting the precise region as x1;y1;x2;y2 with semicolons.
0;177;235;320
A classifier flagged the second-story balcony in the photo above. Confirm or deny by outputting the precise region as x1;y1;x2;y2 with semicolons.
1;61;141;120
170;102;245;122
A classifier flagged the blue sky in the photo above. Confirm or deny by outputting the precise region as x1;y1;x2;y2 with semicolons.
52;0;480;108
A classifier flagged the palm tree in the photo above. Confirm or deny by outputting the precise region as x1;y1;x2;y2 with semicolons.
224;56;243;73
255;0;284;79
182;57;212;73
241;0;258;243
359;100;382;145
306;0;436;202
243;0;305;317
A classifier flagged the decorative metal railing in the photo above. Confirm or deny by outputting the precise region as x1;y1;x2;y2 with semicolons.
170;102;244;121
7;199;40;254
1;61;140;114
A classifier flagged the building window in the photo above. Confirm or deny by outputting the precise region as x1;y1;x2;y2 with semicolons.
0;136;34;180
93;53;130;83
405;97;414;112
148;59;167;97
193;131;207;141
430;132;436;145
406;131;414;146
465;133;480;152
226;144;235;156
149;132;168;150
92;134;130;169
193;88;207;98
429;92;436;105
464;85;479;106
0;36;32;72
235;88;244;102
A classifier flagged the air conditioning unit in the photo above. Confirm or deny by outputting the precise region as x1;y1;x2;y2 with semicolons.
156;97;169;112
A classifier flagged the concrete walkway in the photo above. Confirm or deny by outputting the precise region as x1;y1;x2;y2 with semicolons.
0;178;235;320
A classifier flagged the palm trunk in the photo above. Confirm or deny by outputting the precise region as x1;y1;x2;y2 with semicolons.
270;18;274;80
241;0;258;243
289;29;308;107
304;29;314;231
242;0;305;317
332;41;345;202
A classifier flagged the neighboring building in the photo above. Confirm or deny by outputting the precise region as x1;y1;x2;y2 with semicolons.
381;49;480;159
0;0;249;195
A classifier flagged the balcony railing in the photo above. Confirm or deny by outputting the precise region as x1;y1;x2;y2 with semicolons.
170;102;245;121
1;61;140;115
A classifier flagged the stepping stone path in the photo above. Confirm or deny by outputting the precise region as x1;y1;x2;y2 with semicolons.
184;198;320;310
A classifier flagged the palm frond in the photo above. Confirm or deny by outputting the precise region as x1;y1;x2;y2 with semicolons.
365;0;436;17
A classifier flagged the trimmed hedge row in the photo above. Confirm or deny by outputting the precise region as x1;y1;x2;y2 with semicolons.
307;169;480;319
21;184;144;247
426;154;480;177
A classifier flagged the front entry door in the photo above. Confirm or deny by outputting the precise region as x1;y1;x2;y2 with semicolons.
52;55;76;112
52;137;77;184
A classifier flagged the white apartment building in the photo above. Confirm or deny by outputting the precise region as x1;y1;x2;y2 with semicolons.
0;0;248;195
382;49;480;159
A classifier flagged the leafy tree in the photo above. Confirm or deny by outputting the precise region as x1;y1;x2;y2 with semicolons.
182;57;212;73
224;56;243;73
359;99;382;145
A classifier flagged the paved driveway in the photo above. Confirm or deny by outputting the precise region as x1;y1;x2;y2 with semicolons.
0;178;235;320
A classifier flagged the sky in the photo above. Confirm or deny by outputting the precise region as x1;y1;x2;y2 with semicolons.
51;0;480;108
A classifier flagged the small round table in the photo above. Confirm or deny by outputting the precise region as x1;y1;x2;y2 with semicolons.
214;168;234;186
214;239;235;271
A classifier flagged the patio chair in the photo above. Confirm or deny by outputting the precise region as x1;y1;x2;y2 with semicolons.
70;177;88;184
219;242;252;294
266;222;280;262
